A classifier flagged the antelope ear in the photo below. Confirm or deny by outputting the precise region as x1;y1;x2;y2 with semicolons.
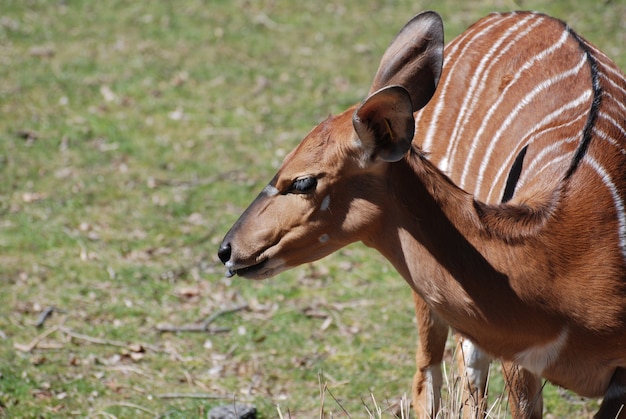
370;11;444;112
353;85;414;163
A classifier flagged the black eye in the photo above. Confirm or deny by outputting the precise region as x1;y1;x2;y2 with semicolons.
289;176;317;194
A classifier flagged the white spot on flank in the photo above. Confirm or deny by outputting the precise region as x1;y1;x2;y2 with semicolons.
320;195;331;211
514;327;569;375
263;184;279;197
319;234;329;243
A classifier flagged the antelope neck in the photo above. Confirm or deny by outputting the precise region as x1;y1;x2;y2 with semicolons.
366;148;562;353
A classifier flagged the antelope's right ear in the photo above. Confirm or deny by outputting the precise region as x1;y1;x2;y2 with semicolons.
353;85;415;163
370;11;444;112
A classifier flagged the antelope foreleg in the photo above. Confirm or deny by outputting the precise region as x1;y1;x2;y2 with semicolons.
502;361;543;419
412;292;448;418
457;338;491;418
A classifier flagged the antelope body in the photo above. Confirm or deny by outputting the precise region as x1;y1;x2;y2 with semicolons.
218;11;626;418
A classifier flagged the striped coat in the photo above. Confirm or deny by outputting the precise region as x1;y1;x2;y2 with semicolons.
411;11;626;416
417;12;626;219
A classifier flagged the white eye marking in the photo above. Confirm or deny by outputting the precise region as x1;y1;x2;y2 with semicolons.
263;185;279;197
319;234;329;243
320;195;331;211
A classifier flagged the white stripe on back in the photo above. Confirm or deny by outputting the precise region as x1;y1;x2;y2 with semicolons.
470;53;589;196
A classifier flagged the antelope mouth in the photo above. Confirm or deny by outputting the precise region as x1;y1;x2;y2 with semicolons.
225;258;284;280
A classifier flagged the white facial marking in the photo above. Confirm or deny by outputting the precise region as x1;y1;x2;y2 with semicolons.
319;234;329;243
263;184;279;197
320;195;331;211
514;327;569;375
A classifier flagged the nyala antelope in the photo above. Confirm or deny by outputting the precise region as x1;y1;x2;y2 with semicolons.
219;10;626;418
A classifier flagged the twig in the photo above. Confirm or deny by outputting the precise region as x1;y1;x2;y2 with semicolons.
14;325;60;352
157;392;228;399
34;306;60;328
156;303;248;333
60;326;129;348
104;402;155;415
319;373;327;419
202;303;248;328
59;327;162;353
325;385;352;418
155;324;231;333
90;412;116;419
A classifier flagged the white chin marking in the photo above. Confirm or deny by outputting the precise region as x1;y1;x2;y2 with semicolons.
263;184;279;197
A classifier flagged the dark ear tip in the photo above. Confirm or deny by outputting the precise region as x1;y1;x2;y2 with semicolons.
399;10;444;40
417;10;443;24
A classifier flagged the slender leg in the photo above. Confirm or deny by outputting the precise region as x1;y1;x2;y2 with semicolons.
457;338;491;418
596;368;626;419
412;292;448;418
502;362;543;419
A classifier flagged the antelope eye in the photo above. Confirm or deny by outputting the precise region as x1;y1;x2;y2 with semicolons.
289;176;317;194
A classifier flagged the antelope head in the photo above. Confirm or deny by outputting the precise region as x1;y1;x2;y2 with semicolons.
218;11;444;279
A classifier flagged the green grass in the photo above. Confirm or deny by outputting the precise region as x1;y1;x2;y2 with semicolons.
0;0;624;417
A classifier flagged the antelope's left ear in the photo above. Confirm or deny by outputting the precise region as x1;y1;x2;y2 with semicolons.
353;85;415;162
370;11;444;112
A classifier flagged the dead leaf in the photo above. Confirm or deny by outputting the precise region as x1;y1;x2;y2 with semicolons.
32;389;53;400
22;192;46;203
51;403;65;412
175;286;201;299
15;129;39;141
105;380;123;393
100;85;117;102
129;352;144;362
29;45;55;58
128;343;145;353
320;316;333;331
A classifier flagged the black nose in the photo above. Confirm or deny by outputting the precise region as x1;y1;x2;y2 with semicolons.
218;243;231;264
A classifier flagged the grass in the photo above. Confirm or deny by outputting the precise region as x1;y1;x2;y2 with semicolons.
0;0;624;417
